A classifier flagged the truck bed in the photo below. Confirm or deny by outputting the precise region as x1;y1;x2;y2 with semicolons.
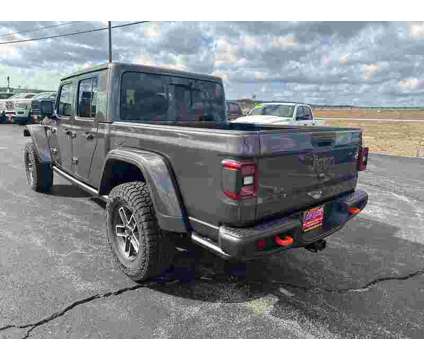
136;120;358;134
94;120;362;241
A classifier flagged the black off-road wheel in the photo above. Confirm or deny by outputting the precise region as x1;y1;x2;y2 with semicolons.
24;141;53;193
106;182;175;282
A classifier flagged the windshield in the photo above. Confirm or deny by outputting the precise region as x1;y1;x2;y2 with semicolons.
0;93;13;99
250;104;295;117
120;72;225;123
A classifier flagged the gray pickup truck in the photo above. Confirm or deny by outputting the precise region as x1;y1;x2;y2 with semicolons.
23;62;369;281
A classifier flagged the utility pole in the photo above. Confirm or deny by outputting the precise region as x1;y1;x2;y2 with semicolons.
6;76;10;93
108;21;112;63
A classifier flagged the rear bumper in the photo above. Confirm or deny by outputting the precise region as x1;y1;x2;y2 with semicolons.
193;189;368;260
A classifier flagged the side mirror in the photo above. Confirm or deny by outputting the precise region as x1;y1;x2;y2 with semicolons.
40;101;54;117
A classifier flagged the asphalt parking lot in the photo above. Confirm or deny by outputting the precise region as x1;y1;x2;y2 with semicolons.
0;123;423;338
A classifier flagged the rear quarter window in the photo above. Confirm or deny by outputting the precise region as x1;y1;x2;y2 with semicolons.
119;71;225;123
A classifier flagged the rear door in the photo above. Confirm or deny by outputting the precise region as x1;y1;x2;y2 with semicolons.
72;74;100;182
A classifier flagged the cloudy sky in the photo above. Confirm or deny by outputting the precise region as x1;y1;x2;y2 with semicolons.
0;21;423;106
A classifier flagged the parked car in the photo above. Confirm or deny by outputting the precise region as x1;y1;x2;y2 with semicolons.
233;102;319;126
0;92;14;100
0;92;15;123
31;92;57;123
23;62;368;282
11;93;37;125
226;101;243;120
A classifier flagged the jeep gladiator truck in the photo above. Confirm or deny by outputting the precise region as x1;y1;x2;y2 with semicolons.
23;62;369;281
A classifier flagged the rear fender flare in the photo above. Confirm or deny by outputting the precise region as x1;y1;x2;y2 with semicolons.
99;148;188;233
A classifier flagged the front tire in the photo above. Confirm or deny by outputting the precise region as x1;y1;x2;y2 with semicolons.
106;182;175;282
24;142;53;192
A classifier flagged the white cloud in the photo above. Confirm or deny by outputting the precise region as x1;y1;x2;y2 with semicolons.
0;21;422;105
399;78;424;91
241;35;261;50
409;22;424;39
271;35;297;48
143;23;161;39
214;38;238;65
135;53;156;67
362;63;380;80
339;53;350;64
211;70;228;82
254;71;267;80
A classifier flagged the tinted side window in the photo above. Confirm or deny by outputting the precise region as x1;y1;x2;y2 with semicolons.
120;71;225;123
296;106;304;120
303;107;312;120
121;72;168;121
77;77;98;118
58;83;74;117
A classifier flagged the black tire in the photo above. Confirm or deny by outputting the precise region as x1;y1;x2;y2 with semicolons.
24;142;53;193
106;181;175;282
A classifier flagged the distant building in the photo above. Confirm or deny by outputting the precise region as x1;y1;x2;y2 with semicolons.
0;86;53;94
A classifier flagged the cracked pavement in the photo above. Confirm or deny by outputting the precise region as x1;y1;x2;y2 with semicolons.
1;124;424;338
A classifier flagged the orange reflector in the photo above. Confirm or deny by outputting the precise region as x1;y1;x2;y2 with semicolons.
348;207;361;215
256;239;267;251
275;235;294;247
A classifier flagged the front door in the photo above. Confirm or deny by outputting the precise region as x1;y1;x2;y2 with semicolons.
72;76;99;183
55;82;75;173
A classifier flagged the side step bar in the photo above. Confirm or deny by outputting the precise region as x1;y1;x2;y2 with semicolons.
52;166;108;201
191;233;231;259
54;166;230;258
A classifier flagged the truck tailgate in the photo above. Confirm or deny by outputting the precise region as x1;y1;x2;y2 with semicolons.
256;129;362;220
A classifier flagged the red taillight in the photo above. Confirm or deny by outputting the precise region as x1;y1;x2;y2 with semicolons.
357;146;369;171
256;239;267;251
222;160;257;200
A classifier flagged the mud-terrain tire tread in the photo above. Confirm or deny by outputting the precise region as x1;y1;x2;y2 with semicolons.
24;141;53;193
106;181;175;281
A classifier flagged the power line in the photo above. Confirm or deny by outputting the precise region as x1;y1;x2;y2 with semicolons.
0;21;75;40
0;21;149;46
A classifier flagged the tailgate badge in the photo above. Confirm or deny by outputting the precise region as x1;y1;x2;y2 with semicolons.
307;190;323;200
313;155;335;174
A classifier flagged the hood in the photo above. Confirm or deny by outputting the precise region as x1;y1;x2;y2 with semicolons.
15;99;33;104
232;115;292;124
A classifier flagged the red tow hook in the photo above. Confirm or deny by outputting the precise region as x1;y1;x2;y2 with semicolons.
275;235;294;247
348;207;361;215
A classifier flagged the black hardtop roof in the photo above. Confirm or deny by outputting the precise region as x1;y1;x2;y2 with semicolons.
61;62;222;83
